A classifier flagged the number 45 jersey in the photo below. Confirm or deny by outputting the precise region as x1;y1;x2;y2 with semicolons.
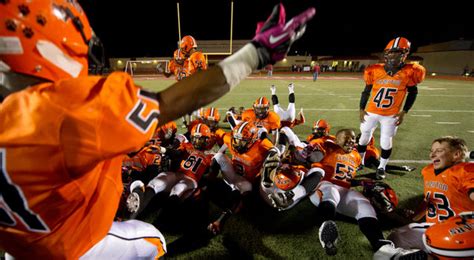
422;162;474;224
364;63;425;116
0;72;160;258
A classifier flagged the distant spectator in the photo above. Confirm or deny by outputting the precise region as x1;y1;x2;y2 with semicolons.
267;64;273;77
313;63;321;81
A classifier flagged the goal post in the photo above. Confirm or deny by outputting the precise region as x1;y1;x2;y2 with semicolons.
124;59;170;77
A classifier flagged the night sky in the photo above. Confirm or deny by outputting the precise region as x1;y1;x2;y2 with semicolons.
79;0;473;58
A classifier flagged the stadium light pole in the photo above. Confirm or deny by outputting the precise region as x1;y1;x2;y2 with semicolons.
177;2;182;47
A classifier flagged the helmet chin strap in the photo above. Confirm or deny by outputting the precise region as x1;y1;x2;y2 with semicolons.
0;71;48;99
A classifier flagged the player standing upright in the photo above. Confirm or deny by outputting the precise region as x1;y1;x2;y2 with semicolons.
0;1;315;258
358;37;426;179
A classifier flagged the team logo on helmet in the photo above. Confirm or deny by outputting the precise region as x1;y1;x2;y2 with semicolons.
423;212;474;259
271;164;303;191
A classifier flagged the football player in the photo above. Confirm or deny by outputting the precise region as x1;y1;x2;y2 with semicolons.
306;129;422;256
241;97;281;143
0;1;315;258
208;121;277;234
127;124;215;218
270;83;305;128
379;137;474;257
165;49;189;81
180;35;208;74
306;119;336;143
358;37;426;179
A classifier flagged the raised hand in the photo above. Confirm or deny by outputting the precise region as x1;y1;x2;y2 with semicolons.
252;4;316;69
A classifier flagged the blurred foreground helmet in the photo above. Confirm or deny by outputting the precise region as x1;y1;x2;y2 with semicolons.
423;211;474;260
0;0;104;82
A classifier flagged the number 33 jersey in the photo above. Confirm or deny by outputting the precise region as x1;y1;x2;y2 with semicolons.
0;72;159;258
364;63;425;116
422;162;474;224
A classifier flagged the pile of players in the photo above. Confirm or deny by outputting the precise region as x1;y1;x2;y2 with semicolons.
119;37;474;259
1;1;472;258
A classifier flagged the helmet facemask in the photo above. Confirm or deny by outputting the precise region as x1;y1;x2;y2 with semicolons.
253;105;269;119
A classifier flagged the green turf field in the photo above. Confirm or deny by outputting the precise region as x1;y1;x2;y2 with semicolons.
135;74;474;259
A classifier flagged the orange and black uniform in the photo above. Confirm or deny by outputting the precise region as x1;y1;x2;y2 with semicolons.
310;140;361;189
364;63;425;116
188;51;207;74
222;133;273;183
241;109;280;132
0;72;162;258
422;162;474;224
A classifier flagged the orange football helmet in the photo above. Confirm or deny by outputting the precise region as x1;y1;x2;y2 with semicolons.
173;48;185;65
384;37;411;68
253;97;270;119
155;121;177;141
202;107;221;130
180;35;197;55
272;164;303;191
312;119;330;138
0;0;103;82
232;121;258;153
191;123;211;150
423;212;474;259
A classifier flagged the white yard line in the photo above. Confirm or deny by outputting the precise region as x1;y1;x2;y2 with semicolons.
411;115;432;117
390;160;431;164
216;108;474;113
436;122;461;124
468;130;474;133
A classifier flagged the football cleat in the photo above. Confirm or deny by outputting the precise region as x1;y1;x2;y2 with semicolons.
319;220;339;256
375;168;386;180
373;241;427;260
402;165;416;172
126;192;141;213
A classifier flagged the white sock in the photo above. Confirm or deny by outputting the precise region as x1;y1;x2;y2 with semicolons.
271;85;276;95
379;158;389;170
288;83;295;94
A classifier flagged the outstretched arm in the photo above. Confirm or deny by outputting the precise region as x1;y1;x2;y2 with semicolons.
157;4;316;126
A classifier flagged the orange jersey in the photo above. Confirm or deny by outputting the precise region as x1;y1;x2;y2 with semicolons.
223;133;274;183
241;109;281;132
0;72;160;259
311;141;361;189
188;51;207;74
123;147;161;172
179;150;214;182
364;63;425;116
422;162;474;224
168;59;189;81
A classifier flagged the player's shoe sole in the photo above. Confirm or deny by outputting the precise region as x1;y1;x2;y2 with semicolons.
376;168;386;180
319;220;339;256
